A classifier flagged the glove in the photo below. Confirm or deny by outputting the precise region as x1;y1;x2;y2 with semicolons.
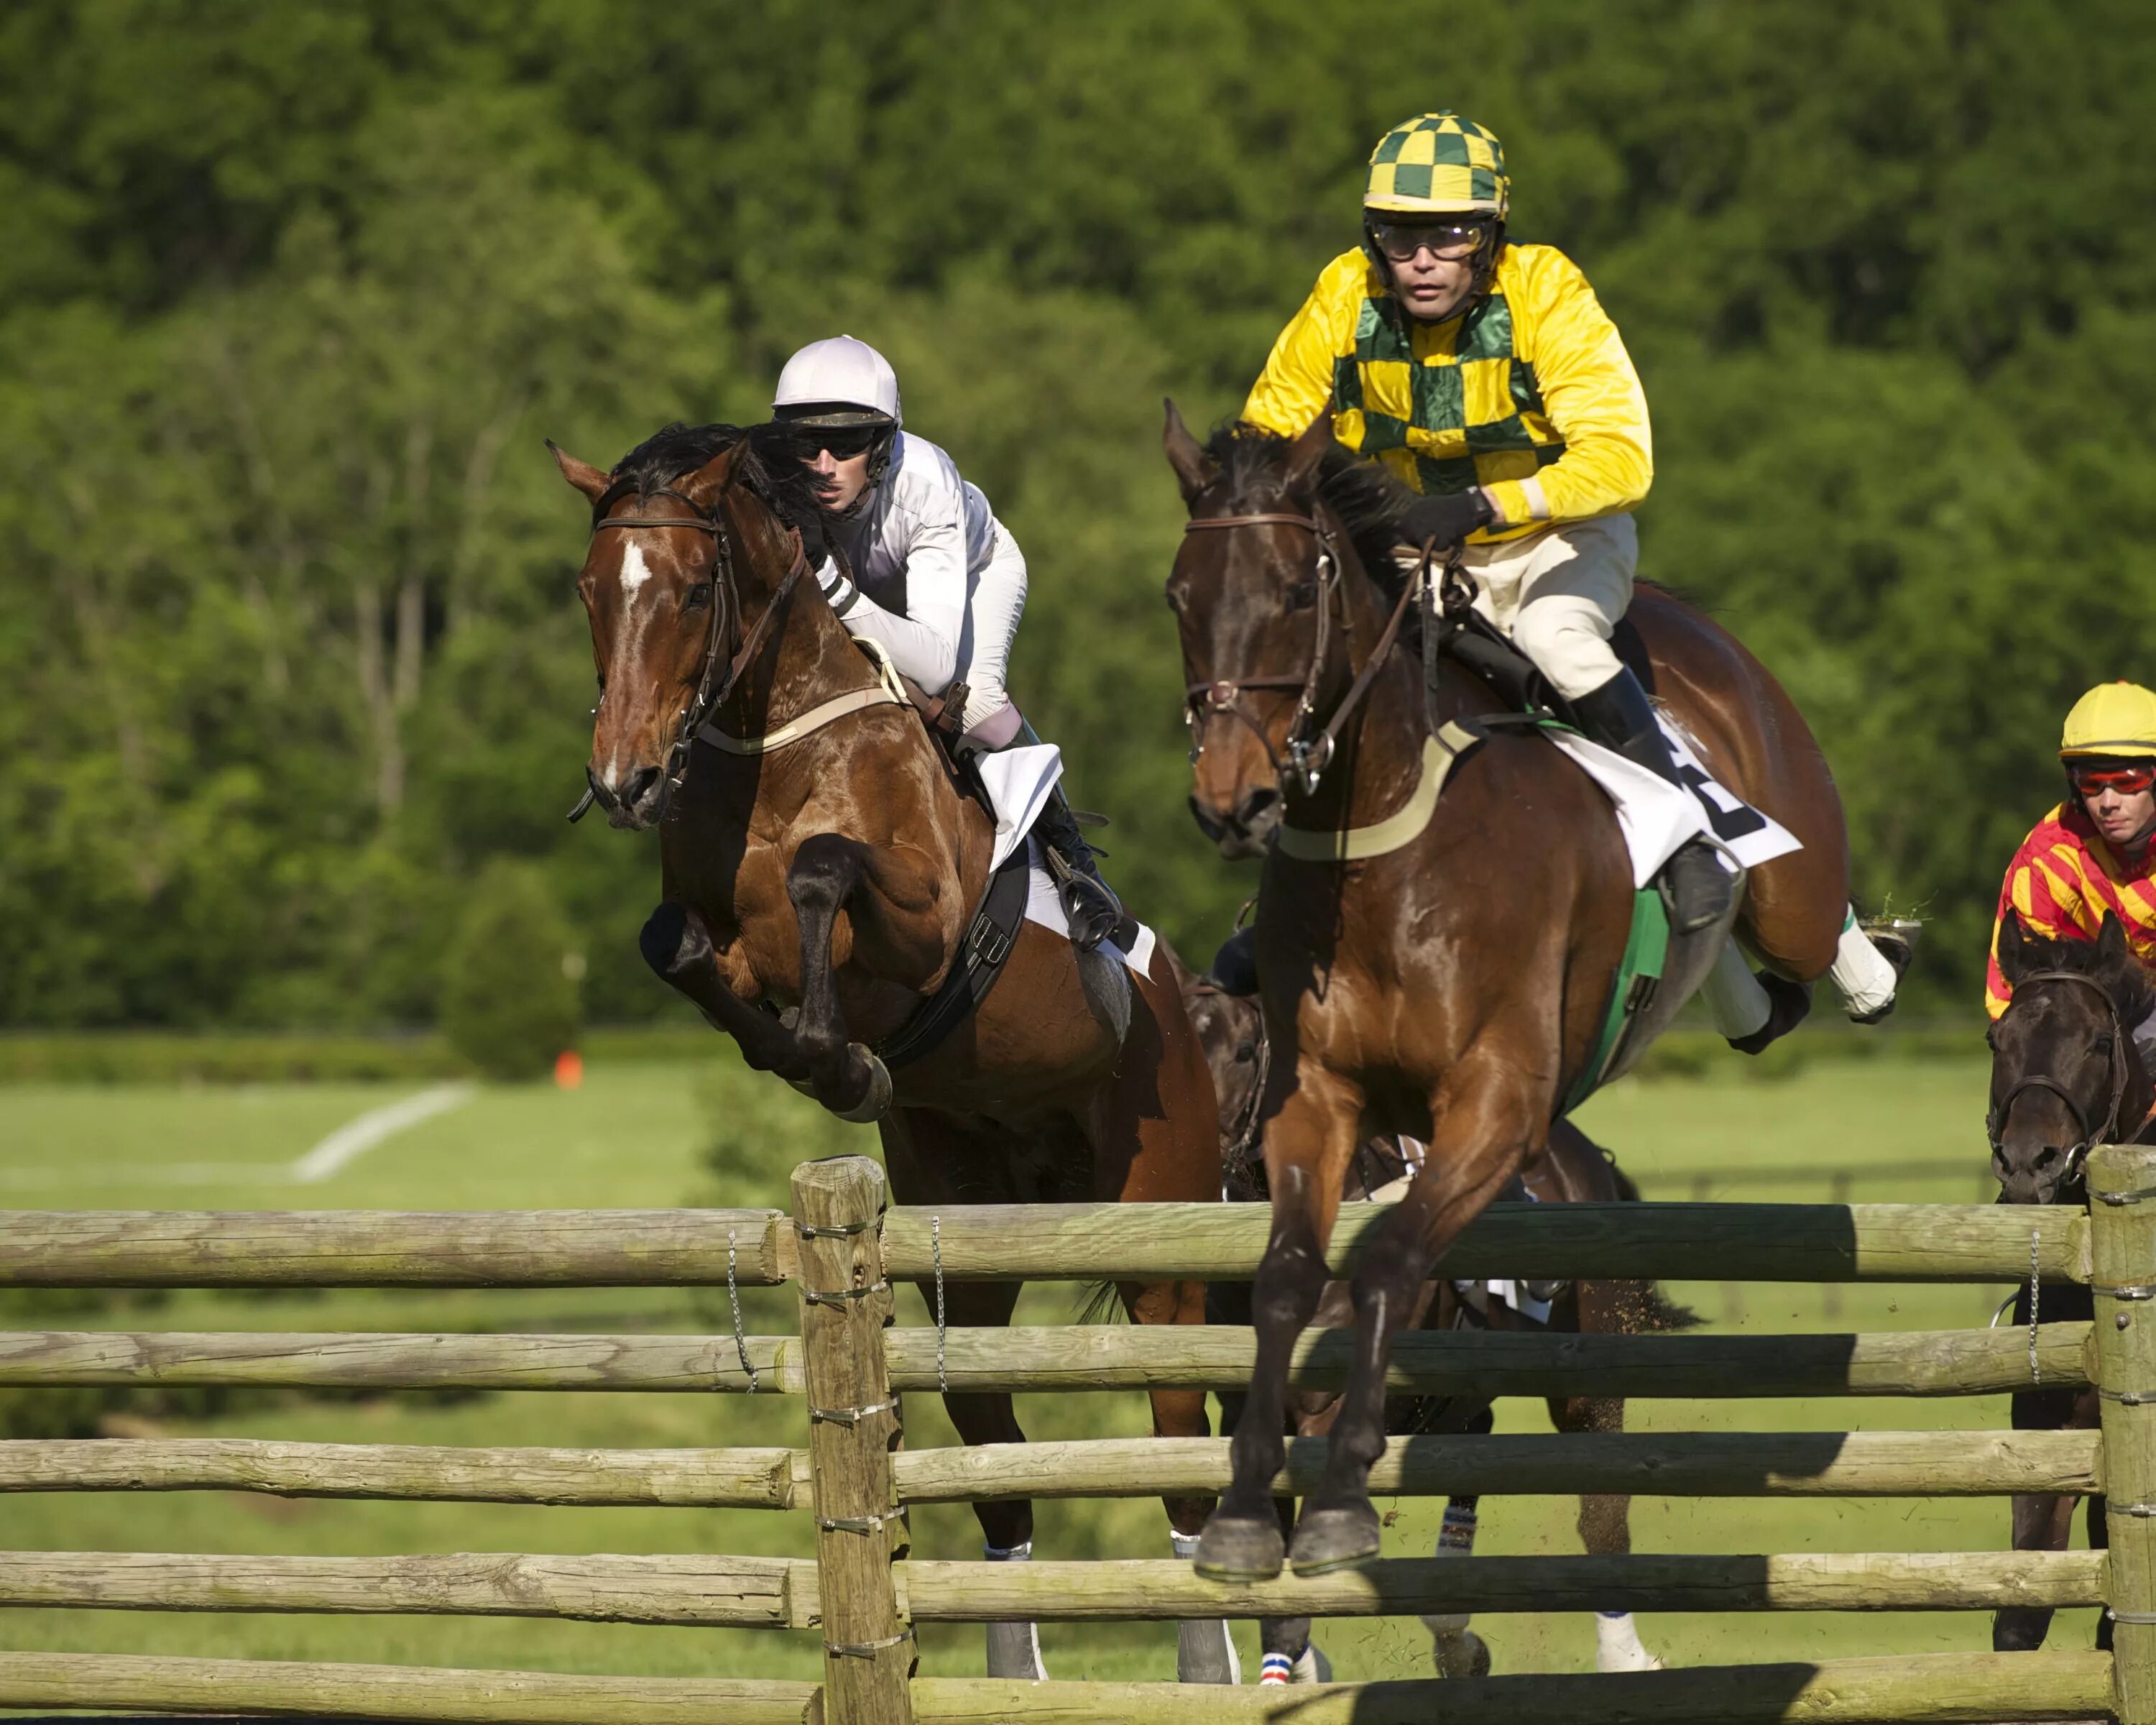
1396;488;1494;551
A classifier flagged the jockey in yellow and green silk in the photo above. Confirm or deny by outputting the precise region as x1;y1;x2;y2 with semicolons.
1987;681;2156;1018
1243;111;1731;937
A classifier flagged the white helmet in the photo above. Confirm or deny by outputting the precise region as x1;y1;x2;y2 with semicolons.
772;335;901;426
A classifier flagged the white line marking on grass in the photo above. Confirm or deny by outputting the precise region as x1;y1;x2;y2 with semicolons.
289;1082;476;1184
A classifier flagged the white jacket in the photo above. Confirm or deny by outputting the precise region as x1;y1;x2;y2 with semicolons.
817;431;1001;694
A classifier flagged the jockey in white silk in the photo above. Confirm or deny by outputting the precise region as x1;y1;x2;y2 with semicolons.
772;335;1133;949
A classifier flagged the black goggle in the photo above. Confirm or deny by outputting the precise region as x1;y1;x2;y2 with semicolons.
799;425;882;461
1370;219;1491;263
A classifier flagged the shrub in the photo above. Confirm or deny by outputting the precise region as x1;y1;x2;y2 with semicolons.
438;862;581;1080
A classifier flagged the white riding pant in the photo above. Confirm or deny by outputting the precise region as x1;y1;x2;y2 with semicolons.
1457;512;1636;701
958;521;1028;745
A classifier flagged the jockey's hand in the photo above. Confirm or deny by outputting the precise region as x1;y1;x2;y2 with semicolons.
1396;488;1494;553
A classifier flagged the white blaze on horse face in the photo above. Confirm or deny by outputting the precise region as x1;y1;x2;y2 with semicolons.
599;538;665;795
619;540;655;604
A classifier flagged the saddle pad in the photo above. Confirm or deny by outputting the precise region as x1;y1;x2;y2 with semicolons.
1021;837;1158;978
1543;717;1802;888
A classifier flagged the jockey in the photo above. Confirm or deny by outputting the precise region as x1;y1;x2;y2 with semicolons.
1241;111;1731;936
770;335;1133;950
1986;680;2156;1018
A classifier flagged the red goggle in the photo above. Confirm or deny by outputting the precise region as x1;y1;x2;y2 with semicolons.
2069;762;2156;796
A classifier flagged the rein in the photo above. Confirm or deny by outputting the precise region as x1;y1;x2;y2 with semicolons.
583;479;811;804
1181;511;1448;797
1988;968;2138;1185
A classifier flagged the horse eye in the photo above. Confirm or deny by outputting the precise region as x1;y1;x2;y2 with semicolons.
2096;1034;2115;1057
683;584;712;611
1286;581;1318;610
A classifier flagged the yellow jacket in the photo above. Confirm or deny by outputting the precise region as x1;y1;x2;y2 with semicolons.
1243;243;1652;543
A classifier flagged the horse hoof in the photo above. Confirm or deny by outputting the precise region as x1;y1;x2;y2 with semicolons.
985;1619;1047;1680
831;1045;892;1123
1175;1616;1240;1683
1190;1511;1284;1582
1288;1502;1382;1576
1434;1627;1492;1678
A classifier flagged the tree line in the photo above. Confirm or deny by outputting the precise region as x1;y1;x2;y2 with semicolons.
3;0;2151;1028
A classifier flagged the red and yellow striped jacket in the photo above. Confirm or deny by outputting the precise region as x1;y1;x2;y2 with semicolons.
1986;801;2156;1016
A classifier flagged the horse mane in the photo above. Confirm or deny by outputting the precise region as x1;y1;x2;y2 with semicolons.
1197;422;1433;603
2010;918;2156;1028
610;420;829;535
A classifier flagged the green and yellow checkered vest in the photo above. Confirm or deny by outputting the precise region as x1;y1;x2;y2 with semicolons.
1331;259;1565;499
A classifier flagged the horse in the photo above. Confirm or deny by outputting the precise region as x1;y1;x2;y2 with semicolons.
552;419;1233;1681
1985;911;2156;1655
1173;937;1694;1678
1161;410;1858;1579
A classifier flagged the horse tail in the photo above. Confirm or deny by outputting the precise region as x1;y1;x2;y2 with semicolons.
1072;1279;1126;1325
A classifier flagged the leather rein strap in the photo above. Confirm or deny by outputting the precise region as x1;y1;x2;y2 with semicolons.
1989;967;2135;1183
1181;511;1438;797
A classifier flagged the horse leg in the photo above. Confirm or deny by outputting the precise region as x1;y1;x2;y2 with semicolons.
1289;1061;1535;1574
1193;1065;1363;1582
638;901;806;1077
1560;1276;1665;1671
1419;1399;1496;1678
2093;1489;2113;1652
1994;1384;2085;1652
784;833;908;1120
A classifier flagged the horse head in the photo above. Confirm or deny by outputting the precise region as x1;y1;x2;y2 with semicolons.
1162;405;1398;859
1987;912;2156;1205
553;422;821;830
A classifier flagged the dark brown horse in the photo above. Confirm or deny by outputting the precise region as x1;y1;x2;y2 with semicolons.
1985;913;2156;1655
553;420;1229;1680
1174;936;1694;1677
1161;412;1856;1579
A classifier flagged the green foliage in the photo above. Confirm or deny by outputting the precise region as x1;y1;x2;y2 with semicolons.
438;861;581;1081
4;0;2153;1023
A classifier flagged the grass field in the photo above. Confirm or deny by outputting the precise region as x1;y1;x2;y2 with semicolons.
0;1048;2099;1688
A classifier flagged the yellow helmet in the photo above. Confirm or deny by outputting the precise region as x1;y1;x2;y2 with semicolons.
1364;112;1509;218
2060;681;2156;760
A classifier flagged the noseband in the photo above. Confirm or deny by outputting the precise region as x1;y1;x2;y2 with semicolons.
582;478;811;810
1987;968;2134;1187
1180;512;1445;797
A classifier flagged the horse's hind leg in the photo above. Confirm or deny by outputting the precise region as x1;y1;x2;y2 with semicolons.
1560;1278;1666;1671
1994;1382;2086;1652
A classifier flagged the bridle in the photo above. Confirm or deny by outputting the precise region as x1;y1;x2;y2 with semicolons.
572;477;811;818
1180;510;1454;798
1986;968;2136;1187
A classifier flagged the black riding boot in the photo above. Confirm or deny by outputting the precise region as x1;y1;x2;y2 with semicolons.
1569;668;1735;937
990;719;1138;954
1033;785;1139;953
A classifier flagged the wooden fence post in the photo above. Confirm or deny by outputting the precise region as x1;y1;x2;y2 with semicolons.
2092;1142;2156;1725
793;1156;912;1725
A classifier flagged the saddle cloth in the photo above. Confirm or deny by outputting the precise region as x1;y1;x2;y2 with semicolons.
1365;1134;1556;1323
1545;713;1802;889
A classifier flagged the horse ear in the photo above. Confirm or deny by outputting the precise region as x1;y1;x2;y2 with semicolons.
2096;912;2132;969
1281;412;1332;499
548;440;610;502
1163;398;1217;504
1996;914;2031;986
674;441;745;512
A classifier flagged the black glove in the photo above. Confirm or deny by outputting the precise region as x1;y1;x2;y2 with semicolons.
1396;487;1494;551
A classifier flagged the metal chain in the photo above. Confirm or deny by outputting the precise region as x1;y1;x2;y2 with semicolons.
727;1229;759;1394
2029;1227;2041;1386
933;1214;949;1396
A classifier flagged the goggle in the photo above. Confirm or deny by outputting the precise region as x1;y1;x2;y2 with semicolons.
2068;761;2156;796
799;425;882;461
1370;219;1491;263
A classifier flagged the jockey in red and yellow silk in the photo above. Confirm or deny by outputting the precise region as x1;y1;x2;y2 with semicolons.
1986;681;2156;1016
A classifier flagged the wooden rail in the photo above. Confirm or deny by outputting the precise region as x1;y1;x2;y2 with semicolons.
882;1200;2090;1284
0;1320;2091;1397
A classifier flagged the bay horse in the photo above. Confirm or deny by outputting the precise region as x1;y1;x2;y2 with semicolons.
1175;936;1692;1677
1985;912;2156;1655
1161;411;1856;1579
553;420;1230;1681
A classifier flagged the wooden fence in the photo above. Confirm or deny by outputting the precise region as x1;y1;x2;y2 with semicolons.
1;1146;2152;1723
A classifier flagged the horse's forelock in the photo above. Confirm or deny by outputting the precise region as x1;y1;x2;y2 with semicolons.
1196;421;1416;597
607;421;828;535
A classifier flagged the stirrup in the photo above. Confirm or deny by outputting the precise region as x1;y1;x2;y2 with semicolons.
1659;838;1734;937
1057;871;1130;953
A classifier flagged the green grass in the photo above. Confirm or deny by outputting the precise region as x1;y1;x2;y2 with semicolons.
0;1052;2097;1688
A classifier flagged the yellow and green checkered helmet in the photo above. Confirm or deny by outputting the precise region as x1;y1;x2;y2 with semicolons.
1364;112;1509;218
2060;681;2156;761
